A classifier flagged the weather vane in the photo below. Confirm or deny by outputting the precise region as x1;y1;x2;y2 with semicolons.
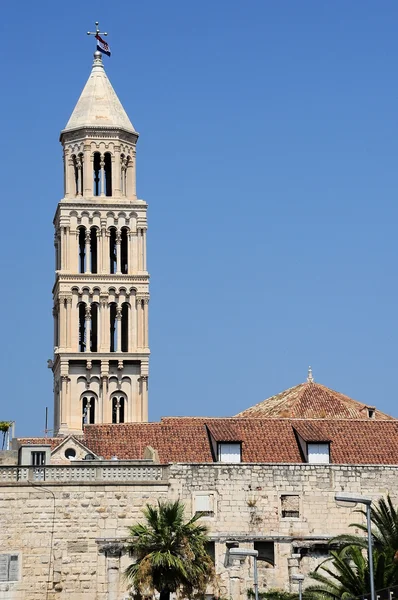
87;22;111;57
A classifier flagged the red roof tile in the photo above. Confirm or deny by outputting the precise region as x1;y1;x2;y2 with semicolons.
236;381;393;420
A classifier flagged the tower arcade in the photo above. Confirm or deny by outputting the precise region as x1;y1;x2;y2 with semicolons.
52;51;149;435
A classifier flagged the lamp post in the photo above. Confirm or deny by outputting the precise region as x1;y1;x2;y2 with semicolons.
291;574;304;600
335;494;375;600
224;545;259;600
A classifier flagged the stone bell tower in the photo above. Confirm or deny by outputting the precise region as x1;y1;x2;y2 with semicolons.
52;50;149;435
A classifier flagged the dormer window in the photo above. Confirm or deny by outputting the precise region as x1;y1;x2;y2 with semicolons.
307;443;330;464
217;442;241;463
367;407;375;419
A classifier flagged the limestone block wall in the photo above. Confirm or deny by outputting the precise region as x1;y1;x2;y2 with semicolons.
0;463;397;600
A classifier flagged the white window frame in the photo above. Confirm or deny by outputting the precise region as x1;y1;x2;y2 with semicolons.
307;443;330;464
217;442;241;463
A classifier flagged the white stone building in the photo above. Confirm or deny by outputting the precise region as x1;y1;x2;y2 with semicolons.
1;47;398;600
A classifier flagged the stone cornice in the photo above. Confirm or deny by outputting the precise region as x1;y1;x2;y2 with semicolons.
55;274;149;282
60;126;139;145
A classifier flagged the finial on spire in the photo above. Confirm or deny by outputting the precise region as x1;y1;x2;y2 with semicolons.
307;366;314;383
87;21;108;38
87;22;111;58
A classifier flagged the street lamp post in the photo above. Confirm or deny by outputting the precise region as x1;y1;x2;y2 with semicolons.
291;573;304;600
224;545;259;600
335;494;375;600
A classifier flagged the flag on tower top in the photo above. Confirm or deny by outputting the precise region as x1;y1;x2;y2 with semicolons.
96;34;111;57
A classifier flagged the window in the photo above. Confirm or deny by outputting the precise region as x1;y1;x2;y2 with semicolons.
194;494;214;517
254;541;275;566
65;448;76;460
112;396;125;424
217;442;241;463
205;541;215;563
82;396;95;426
307;443;330;464
281;495;299;518
31;451;45;466
0;554;19;582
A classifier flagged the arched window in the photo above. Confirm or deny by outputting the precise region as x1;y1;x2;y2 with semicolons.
78;227;86;273
72;154;83;196
90;227;98;274
121;227;128;274
109;302;117;352
104;152;112;196
121;302;129;352
109;227;117;274
78;302;87;352
93;152;101;196
120;153;125;196
112;395;125;424
82;395;95;426
90;303;98;352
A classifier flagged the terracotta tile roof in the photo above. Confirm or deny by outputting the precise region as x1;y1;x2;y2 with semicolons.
16;437;63;451
236;381;394;420
293;421;331;442
79;418;398;465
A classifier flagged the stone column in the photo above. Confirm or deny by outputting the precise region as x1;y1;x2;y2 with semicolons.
100;154;105;196
113;147;121;197
102;544;123;600
53;306;58;348
143;298;149;348
66;297;72;349
116;306;122;353
77;158;83;196
83;144;92;196
101;223;107;274
60;375;69;429
136;298;143;348
143;228;147;271
140;375;148;422
129;297;136;350
67;154;75;198
65;226;70;271
115;230;121;275
58;296;66;349
85;305;91;353
85;229;91;274
96;228;102;273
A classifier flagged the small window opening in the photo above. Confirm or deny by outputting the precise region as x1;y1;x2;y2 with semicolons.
82;396;95;426
121;227;128;274
254;541;275;566
78;153;84;195
281;495;300;519
78;302;86;352
65;448;76;460
93;152;101;196
120;153;125;195
78;227;86;273
90;303;98;352
71;154;78;195
367;407;375;419
90;228;98;274
31;451;46;466
121;302;129;352
109;228;117;274
205;541;215;564
109;303;117;352
112;396;125;424
104;152;112;196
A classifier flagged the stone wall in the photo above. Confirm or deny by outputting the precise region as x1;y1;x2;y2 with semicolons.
0;462;396;600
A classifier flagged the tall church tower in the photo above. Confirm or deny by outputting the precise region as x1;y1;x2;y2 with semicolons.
52;51;149;435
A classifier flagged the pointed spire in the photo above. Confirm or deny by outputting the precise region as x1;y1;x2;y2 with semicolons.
307;366;314;383
62;52;135;134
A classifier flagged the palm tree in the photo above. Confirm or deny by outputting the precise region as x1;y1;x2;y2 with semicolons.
304;545;394;600
125;499;215;600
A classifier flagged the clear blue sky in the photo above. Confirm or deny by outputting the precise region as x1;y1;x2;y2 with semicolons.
1;1;397;436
